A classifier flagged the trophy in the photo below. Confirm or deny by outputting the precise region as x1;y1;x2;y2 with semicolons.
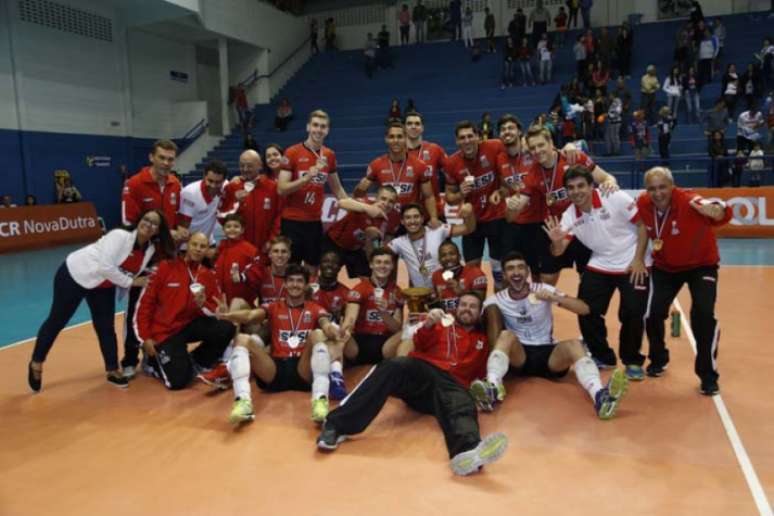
402;287;433;325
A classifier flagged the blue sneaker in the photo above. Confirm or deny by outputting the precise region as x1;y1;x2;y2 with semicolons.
328;371;348;401
469;379;504;412
595;369;629;420
625;364;645;381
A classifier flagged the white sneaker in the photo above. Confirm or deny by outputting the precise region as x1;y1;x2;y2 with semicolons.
450;432;508;476
122;365;136;379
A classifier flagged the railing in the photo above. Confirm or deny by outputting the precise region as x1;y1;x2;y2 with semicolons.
258;36;311;80
181;118;209;141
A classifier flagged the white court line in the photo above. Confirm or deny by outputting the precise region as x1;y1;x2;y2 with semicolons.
0;311;126;351
673;299;773;516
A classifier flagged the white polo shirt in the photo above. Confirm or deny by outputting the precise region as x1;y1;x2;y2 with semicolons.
388;224;451;288
560;190;645;274
179;179;226;242
483;287;555;346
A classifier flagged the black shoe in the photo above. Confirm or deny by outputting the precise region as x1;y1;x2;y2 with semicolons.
646;363;668;377
316;422;346;451
107;372;129;389
700;379;719;396
28;362;42;393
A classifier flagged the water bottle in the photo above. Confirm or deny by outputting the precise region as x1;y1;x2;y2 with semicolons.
670;309;681;337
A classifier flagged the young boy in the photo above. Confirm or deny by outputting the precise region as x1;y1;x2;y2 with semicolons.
213;214;259;306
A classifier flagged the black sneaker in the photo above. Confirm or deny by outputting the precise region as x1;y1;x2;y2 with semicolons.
107;373;129;389
28;362;42;393
646;363;668;377
700;379;719;396
316;422;346;451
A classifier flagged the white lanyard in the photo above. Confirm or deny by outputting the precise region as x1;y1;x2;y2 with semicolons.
389;157;408;188
446;325;459;366
654;207;671;241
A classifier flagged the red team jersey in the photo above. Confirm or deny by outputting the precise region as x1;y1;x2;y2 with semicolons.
496;151;546;224
214;238;258;303
281;143;338;222
530;151;597;217
346;279;404;335
310;282;350;323
325;199;401;251
264;300;329;358
444;139;506;222
366;154;431;207
408;141;447;197
121;166;181;227
431;265;488;312
218;176;281;252
243;263;286;305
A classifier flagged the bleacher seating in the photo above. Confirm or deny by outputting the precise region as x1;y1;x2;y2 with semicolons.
191;13;773;190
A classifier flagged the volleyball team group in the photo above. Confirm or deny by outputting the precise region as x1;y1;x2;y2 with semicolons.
27;108;731;476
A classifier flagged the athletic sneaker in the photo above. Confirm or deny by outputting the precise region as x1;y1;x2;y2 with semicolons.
316;421;347;451
311;397;329;423
197;362;231;390
595;369;629;420
450;432;509;476
592;356;617;370
624;364;645;381
700;379;719;396
106;373;129;389
229;398;255;424
328;371;348;401
469;379;503;412
646;363;668;377
122;365;137;380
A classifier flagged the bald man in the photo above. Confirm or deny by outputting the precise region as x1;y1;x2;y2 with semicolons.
219;150;281;257
135;233;236;390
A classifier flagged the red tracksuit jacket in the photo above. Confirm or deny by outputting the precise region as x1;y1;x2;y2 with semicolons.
410;322;489;387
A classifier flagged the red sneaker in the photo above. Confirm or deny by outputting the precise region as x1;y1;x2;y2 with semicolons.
197;362;231;390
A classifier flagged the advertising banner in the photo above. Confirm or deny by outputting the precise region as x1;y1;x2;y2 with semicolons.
0;203;102;253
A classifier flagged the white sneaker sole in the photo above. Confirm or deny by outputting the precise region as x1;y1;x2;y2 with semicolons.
451;432;508;476
316;435;347;451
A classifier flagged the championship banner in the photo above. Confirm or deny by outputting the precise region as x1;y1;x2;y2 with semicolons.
0;202;102;253
691;187;774;238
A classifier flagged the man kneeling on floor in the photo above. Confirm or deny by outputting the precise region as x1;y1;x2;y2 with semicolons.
316;292;509;477
217;263;342;424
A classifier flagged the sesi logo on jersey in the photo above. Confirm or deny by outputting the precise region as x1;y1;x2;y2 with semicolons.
365;309;383;322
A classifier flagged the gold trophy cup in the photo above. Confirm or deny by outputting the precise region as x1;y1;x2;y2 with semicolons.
402;287;433;325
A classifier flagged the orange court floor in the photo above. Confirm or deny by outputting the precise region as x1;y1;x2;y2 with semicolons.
0;265;773;516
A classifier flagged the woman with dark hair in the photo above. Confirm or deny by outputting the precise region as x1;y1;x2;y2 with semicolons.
740;63;762;111
28;209;175;392
722;63;739;120
263;143;285;180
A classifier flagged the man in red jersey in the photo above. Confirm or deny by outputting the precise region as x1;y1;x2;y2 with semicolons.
120;139;187;376
405;112;447;203
217;263;342;424
354;121;440;226
278;110;351;274
135;233;235;390
322;185;397;279
218;149;280;258
634;167;731;395
240;236;292;306
524;125;618;285
316;292;508;477
443;121;509;285
432;240;488;312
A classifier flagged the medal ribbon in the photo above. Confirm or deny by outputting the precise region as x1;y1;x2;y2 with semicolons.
654;206;671;243
540;156;559;199
286;302;304;337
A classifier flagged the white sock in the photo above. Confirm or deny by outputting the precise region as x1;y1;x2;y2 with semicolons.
574;356;603;402
227;346;252;402
486;349;509;385
221;341;234;362
330;360;343;375
490;259;503;286
311;342;331;400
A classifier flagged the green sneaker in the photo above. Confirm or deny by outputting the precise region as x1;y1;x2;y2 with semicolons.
450;432;509;476
469;379;504;412
229;398;255;425
608;368;629;400
595;369;629;420
311;396;329;424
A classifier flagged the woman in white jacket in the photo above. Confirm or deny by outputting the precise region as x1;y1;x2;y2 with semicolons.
28;209;174;392
663;66;683;118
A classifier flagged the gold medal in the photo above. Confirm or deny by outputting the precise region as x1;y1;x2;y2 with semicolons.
546;195;555;207
419;265;429;276
653;239;664;251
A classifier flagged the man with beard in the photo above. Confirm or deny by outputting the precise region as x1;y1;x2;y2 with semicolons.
178;160;228;244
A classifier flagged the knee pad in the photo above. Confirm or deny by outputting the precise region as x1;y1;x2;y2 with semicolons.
227;346;250;379
311;342;331;375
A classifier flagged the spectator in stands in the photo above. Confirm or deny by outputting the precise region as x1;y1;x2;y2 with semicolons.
324;18;337;51
766;93;774;152
657;106;677;162
529;0;551;47
580;0;593;29
573;35;587;79
275;98;293;132
449;0;462;40
310;19;319;54
755;38;774;92
566;0;579;28
1;194;15;208
605;95;623;155
705;98;728;141
501;37;516;88
244;134;259;152
508;9;526;46
722;64;740;120
731;150;747;187
663;66;683;118
583;62;596;93
712;18;725;75
554;7;568;47
364;33;377;78
593;89;607;140
462;7;474;48
630;110;651;160
517;37;536;87
697;28;719;89
740;63;763;111
378;25;392;68
737;104;766;153
398;4;411;45
748;143;765;186
405;99;417;115
25;194;37;206
615;26;633;79
596;27;612;69
537;33;553;84
387;98;402;123
640;65;660;125
689;0;704;25
413;0;427;43
58;184;82;204
591;59;610;95
480;112;493;140
682;66;701;122
674;25;691;73
484;7;496;53
581;29;596;67
708;130;729;187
